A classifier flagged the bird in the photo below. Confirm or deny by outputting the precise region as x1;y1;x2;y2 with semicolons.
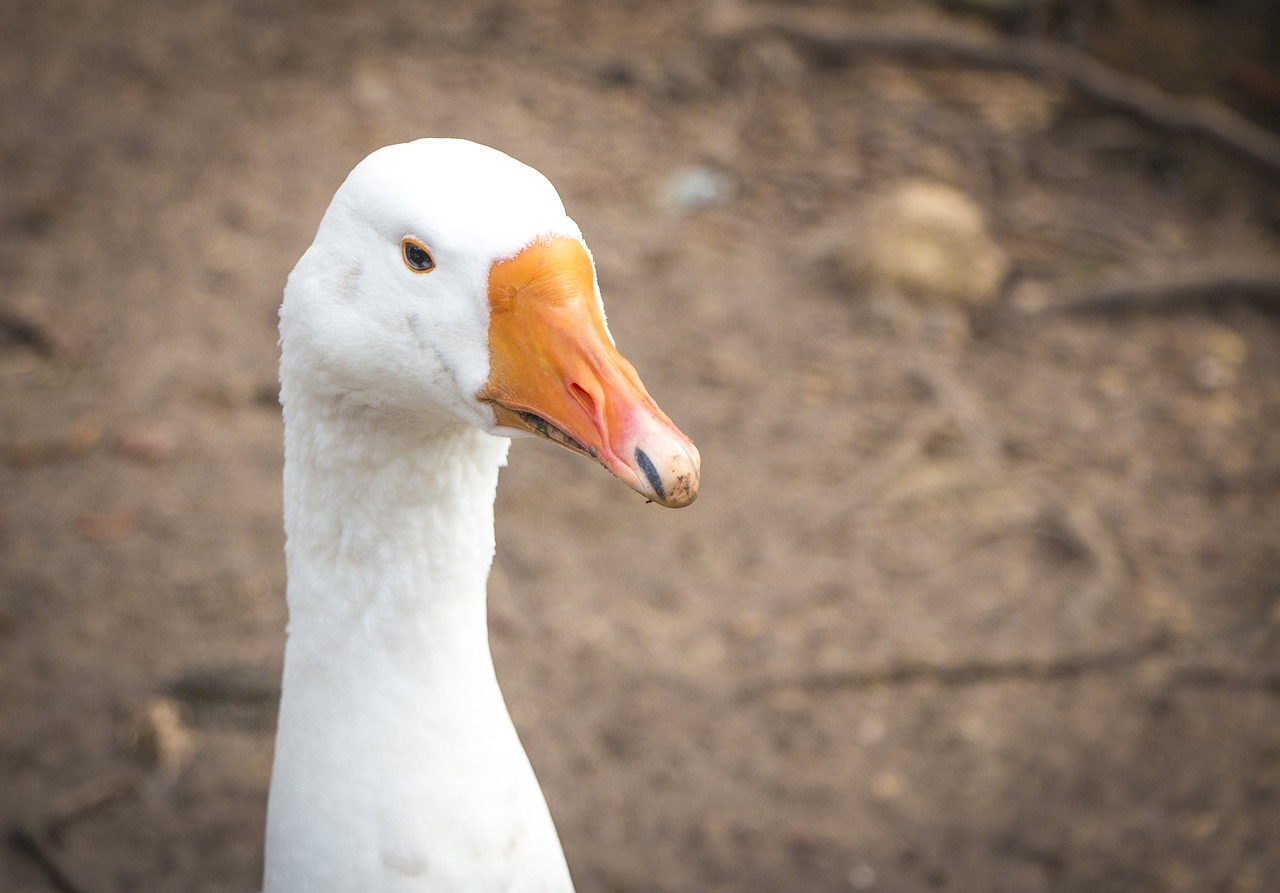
264;138;700;892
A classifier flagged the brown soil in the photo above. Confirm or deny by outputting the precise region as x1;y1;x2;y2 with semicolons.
3;1;1280;891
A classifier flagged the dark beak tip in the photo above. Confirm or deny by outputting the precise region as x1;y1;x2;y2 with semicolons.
633;447;666;502
631;443;699;508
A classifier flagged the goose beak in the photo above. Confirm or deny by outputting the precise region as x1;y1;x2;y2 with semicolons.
478;236;700;508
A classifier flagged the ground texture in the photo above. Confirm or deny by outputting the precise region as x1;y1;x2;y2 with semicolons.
3;1;1280;891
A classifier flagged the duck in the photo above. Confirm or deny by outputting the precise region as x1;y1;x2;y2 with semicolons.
264;138;700;892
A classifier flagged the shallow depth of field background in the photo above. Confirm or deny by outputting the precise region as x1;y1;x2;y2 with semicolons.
3;1;1280;891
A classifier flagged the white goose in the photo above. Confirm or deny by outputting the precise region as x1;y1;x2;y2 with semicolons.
265;139;700;892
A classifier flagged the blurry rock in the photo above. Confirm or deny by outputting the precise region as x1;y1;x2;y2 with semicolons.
870;769;905;801
202;228;258;277
840;181;1009;306
1010;278;1052;314
857;715;888;745
62;415;103;452
75;505;143;542
6;414;103;466
729;609;767;642
118;421;178;464
849;863;878;890
1191;325;1247;391
1192;356;1229;391
351;62;394;115
944;71;1060;134
134;696;196;783
195;372;261;412
745;34;808;86
664;165;736;213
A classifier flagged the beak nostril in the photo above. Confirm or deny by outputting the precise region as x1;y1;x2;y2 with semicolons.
569;383;597;419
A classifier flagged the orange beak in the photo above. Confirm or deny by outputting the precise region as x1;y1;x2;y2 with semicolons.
477;236;699;508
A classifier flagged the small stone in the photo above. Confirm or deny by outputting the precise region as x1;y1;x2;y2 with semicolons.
729;610;767;641
63;415;104;452
134;696;196;783
1192;356;1229;391
958;712;990;743
664;166;735;213
1192;325;1247;390
849;863;878;890
1011;279;1052;314
6;414;103;466
1187;811;1221;839
75;505;143;542
857;715;888;745
118;421;178;464
871;769;905;801
801;373;835;405
746;35;808;86
842;181;1009;306
1096;366;1129;400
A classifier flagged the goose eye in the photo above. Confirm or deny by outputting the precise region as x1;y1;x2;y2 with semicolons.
402;239;435;273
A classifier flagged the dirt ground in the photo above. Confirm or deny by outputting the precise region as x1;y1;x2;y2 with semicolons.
4;1;1280;891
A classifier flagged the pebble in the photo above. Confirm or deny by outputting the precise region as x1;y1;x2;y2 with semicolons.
6;414;103;466
664;165;736;212
840;180;1009;306
75;505;143;542
849;863;878;890
134;696;196;783
118;421;179;464
870;769;905;801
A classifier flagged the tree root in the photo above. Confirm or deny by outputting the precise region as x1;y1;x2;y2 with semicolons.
738;632;1172;701
1171;665;1280;695
8;827;90;893
740;631;1280;702
703;2;1280;177
1042;264;1280;315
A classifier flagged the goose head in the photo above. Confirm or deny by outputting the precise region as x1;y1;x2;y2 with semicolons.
280;138;699;507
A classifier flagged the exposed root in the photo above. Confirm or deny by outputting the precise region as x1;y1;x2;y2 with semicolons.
1170;665;1280;695
167;664;280;708
741;631;1280;703
8;827;90;893
738;632;1172;701
1040;264;1280;315
703;2;1280;176
43;776;134;844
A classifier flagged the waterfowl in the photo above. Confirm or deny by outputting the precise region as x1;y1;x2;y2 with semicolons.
265;139;699;892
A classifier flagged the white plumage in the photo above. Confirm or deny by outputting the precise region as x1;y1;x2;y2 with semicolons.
265;139;699;892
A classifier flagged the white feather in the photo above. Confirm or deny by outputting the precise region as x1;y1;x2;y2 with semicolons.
266;139;582;892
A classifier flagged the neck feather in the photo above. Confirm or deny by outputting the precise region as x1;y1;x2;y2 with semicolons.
265;391;573;892
280;393;507;665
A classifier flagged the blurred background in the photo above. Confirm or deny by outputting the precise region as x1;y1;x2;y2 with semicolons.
3;0;1280;890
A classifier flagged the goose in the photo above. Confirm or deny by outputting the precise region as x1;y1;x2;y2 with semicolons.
265;138;700;892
